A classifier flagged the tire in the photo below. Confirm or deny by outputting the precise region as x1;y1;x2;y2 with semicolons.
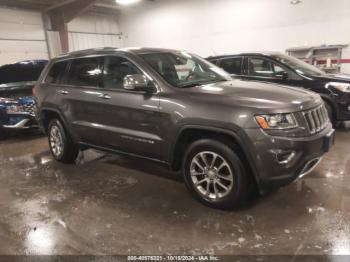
48;119;79;164
0;127;7;140
324;101;342;128
182;139;249;210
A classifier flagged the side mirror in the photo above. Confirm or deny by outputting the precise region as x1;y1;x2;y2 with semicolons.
123;74;153;92
275;71;288;81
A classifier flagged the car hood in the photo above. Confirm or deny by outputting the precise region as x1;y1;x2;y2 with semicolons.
0;81;34;99
309;73;350;83
187;79;322;112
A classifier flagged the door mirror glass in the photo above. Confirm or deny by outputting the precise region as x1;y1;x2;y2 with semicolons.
123;74;152;91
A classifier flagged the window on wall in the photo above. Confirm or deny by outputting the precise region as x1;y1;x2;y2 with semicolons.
45;61;69;84
220;57;243;75
66;57;103;87
102;56;142;89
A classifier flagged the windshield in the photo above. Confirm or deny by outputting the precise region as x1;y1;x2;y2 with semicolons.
140;51;232;88
272;54;325;76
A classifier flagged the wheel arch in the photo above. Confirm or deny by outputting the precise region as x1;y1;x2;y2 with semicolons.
170;125;260;188
40;108;71;135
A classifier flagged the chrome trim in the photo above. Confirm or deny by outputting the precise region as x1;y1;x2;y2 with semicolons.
3;119;30;129
276;151;296;165
298;157;322;179
303;105;329;135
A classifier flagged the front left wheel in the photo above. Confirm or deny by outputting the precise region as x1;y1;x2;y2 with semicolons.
48;119;79;164
182;139;249;210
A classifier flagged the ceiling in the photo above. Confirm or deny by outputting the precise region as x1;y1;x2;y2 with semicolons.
0;0;129;15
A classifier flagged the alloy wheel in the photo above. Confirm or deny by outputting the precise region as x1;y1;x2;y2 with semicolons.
190;151;234;199
49;125;64;157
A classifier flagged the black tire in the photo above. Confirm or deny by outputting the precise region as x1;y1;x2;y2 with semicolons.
182;139;249;210
324;101;342;128
48;119;79;164
0;127;7;140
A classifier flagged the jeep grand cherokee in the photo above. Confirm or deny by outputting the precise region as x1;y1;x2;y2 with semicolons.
35;47;335;209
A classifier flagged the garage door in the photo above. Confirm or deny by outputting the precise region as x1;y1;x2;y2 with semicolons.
0;7;48;66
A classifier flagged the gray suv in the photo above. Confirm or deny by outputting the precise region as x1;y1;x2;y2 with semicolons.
35;47;335;209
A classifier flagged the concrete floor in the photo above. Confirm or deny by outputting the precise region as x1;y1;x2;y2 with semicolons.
0;127;350;256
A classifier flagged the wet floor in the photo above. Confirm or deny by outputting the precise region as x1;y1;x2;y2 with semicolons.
0;126;350;256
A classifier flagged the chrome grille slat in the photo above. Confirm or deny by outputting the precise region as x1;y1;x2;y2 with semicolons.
303;104;329;135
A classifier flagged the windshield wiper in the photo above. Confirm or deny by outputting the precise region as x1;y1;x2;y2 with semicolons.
179;79;226;88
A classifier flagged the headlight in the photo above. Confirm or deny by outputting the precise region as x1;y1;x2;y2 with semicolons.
326;82;350;93
6;104;24;114
255;113;297;130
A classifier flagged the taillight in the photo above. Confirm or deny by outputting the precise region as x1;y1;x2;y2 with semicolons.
32;84;37;96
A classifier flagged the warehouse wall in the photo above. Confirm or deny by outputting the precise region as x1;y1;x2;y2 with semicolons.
119;0;350;73
67;13;122;52
0;7;48;66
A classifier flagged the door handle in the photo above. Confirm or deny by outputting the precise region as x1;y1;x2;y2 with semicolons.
58;90;69;95
98;94;112;99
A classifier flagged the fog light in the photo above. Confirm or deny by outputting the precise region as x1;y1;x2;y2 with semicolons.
275;150;296;165
348;106;350;111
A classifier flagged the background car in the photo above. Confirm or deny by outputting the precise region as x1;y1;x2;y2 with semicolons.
207;52;350;126
0;60;48;139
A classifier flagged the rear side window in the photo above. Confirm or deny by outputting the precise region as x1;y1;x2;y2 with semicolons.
45;61;68;84
66;57;103;87
220;57;243;75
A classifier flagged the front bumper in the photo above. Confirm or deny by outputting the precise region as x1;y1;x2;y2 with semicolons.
245;124;335;192
0;113;37;130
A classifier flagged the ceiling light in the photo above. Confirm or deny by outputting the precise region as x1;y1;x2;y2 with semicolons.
290;0;301;5
116;0;141;5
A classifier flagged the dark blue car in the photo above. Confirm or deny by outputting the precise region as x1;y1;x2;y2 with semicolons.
0;60;47;139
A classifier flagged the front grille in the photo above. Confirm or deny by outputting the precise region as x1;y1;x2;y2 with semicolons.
303;105;329;135
23;102;35;116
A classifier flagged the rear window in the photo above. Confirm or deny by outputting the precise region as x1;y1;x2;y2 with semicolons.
45;61;69;84
66;57;103;87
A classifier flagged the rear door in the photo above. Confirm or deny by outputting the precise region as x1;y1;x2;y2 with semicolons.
87;55;162;160
59;56;105;144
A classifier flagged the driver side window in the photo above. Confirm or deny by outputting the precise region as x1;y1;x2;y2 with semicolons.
103;56;142;89
248;57;286;77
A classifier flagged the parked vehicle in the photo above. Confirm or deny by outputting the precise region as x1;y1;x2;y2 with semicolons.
0;60;48;139
207;52;350;125
35;48;334;209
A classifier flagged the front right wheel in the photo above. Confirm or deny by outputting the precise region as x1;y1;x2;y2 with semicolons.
182;139;249;210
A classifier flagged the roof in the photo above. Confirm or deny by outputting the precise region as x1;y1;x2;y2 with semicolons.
207;51;284;60
56;47;181;60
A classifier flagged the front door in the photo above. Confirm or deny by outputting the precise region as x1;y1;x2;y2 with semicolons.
242;56;289;85
90;55;161;160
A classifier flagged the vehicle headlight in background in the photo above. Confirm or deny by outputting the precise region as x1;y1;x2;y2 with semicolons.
6;104;25;114
255;113;297;129
326;82;350;93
